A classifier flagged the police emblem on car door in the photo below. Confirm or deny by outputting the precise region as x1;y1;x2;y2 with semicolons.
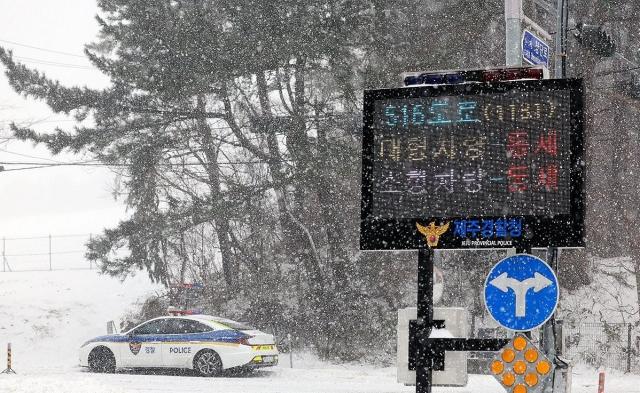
129;342;142;355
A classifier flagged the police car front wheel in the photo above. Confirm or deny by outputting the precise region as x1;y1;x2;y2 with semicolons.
88;347;116;373
193;349;222;377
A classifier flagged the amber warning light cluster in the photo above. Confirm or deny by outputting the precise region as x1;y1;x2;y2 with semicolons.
491;334;553;393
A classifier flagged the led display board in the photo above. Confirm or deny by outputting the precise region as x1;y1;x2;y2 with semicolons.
360;78;585;250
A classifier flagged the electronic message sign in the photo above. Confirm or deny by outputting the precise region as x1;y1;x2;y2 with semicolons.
360;78;584;250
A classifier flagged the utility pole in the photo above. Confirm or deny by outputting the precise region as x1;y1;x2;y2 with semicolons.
555;0;568;78
505;0;523;66
539;3;570;393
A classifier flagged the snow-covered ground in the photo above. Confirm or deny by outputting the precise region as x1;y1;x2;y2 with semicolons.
0;269;638;392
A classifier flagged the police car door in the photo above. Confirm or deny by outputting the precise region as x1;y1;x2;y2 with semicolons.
162;318;209;368
121;319;166;368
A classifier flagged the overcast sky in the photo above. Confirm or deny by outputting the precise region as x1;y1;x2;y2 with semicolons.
0;1;126;270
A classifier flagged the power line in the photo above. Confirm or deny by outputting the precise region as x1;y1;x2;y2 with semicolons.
2;233;91;241
0;38;86;58
4;250;85;257
14;56;93;70
0;159;280;169
0;164;57;172
0;148;67;163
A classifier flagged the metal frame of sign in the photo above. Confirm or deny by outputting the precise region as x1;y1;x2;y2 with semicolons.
360;78;585;250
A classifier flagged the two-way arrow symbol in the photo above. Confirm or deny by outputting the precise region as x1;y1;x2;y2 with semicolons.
489;272;553;317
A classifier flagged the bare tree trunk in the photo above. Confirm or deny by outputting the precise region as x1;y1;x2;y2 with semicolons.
315;103;349;288
196;94;237;292
254;71;326;292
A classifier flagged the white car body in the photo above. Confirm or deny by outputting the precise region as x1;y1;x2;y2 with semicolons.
79;315;278;374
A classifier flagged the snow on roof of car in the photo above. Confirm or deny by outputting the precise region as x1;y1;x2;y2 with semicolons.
185;315;255;330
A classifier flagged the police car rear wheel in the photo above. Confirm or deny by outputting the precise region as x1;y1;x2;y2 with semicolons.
88;347;116;373
193;350;222;377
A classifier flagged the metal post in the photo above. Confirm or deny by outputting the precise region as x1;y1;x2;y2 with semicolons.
48;234;52;271
416;248;434;393
287;333;293;368
541;246;558;393
89;234;93;270
627;323;632;373
555;0;568;78
505;0;523;66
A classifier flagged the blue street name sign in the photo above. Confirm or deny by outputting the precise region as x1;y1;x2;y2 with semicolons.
522;30;550;67
484;254;559;331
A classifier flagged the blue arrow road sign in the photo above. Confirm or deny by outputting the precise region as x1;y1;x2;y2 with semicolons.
484;254;559;331
522;30;550;67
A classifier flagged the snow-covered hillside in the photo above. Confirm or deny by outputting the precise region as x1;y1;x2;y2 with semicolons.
0;269;162;371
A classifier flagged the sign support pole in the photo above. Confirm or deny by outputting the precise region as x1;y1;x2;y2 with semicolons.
542;246;564;393
554;0;568;78
416;248;434;393
505;0;523;66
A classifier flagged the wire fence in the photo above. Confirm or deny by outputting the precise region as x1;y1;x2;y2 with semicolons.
1;233;95;272
565;322;640;373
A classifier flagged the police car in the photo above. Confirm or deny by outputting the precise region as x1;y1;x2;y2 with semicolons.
79;315;278;376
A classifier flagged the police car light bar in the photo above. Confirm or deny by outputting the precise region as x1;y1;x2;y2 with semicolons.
167;306;204;316
401;66;548;87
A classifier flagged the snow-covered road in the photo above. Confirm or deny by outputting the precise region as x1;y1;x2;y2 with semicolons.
1;365;639;393
0;365;415;393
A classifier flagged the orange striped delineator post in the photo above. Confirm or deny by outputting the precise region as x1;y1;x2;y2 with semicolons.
597;372;605;393
1;343;16;374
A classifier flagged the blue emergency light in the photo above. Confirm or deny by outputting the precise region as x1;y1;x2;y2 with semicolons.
402;66;546;87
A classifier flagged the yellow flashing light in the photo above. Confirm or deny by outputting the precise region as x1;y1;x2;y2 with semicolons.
502;348;516;363
513;336;527;351
537;360;552;375
491;360;504;375
525;373;539;387
502;372;516;387
524;348;539;363
513;360;527;375
514;384;528;393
